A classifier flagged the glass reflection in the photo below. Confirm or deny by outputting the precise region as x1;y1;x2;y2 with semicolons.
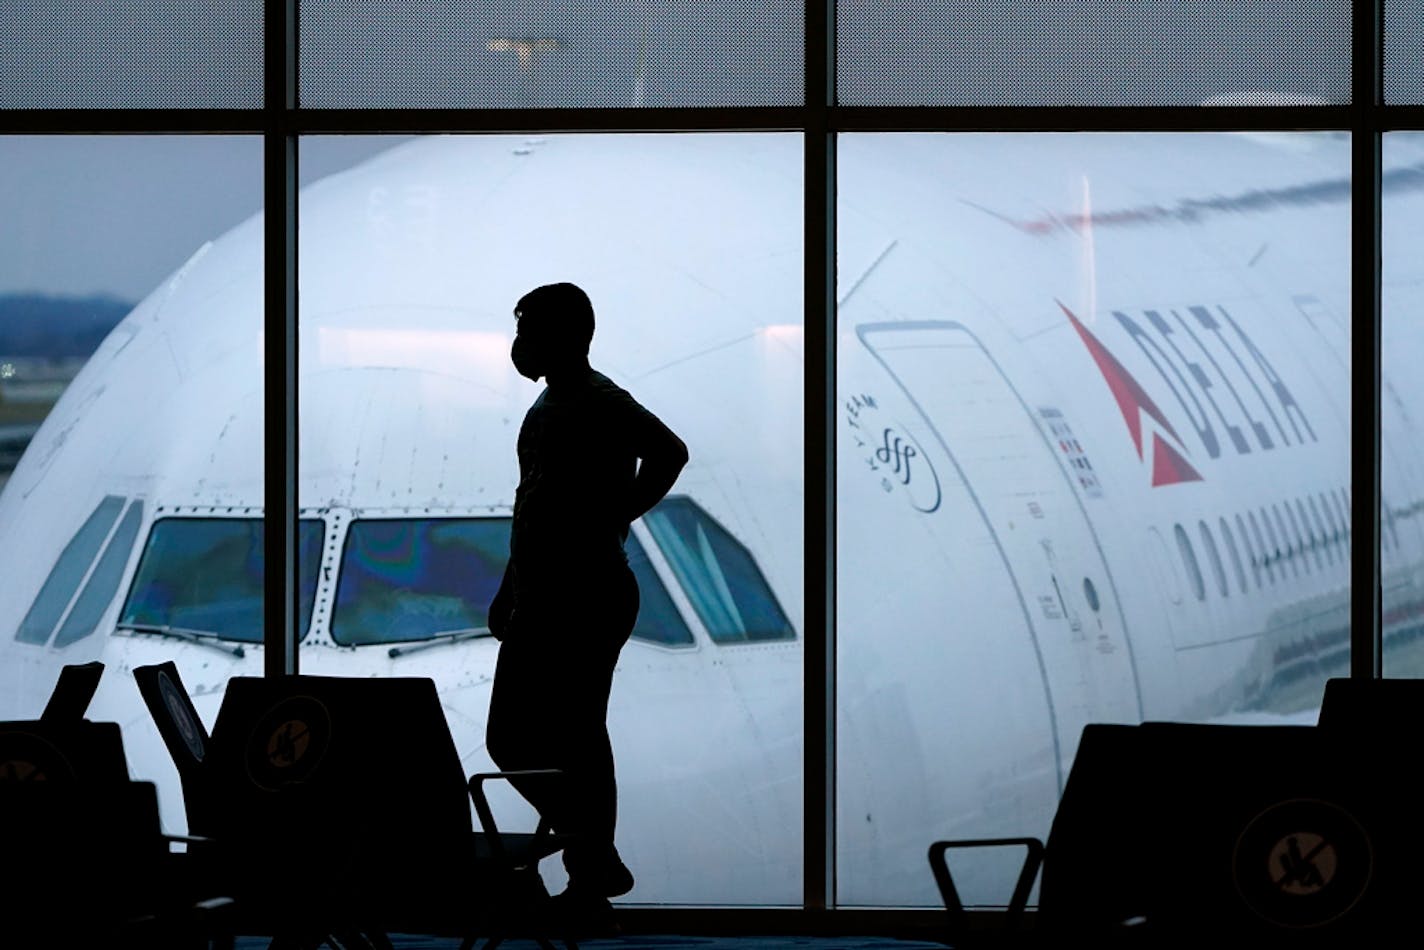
333;518;508;645
0;135;263;838
1382;132;1424;676
839;0;1349;106
121;519;324;643
838;132;1353;906
297;133;803;905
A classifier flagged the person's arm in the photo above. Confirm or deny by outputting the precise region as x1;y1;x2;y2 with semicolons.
619;391;690;524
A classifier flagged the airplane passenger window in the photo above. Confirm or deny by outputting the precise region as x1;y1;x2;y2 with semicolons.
1198;520;1229;599
1284;501;1314;573
1298;498;1326;569
1236;513;1262;588
1319;491;1343;550
1219;517;1248;595
1272;504;1301;577
53;502;144;648
15;495;125;644
1332;488;1352;555
1248;510;1276;584
1260;506;1287;578
1306;496;1331;566
1174;523;1206;602
331;518;509;646
626;533;696;647
643;497;795;644
120;518;324;643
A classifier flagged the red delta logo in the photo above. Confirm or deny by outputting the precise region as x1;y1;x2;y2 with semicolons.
1061;302;1202;487
1058;299;1319;488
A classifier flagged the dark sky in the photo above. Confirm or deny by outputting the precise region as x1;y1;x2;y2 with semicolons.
0;135;413;301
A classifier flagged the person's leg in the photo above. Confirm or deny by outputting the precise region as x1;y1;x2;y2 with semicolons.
560;568;639;895
558;642;619;888
485;631;577;832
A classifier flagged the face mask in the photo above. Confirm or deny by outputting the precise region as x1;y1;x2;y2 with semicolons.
510;334;545;381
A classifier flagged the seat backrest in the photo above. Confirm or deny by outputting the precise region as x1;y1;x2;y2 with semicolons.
40;661;104;721
207;674;474;919
1;779;167;936
1037;724;1149;931
1044;722;1400;940
1318;676;1424;731
133;661;217;833
0;719;129;785
133;660;210;774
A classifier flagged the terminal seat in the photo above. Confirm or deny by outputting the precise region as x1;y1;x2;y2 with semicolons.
135;666;575;948
929;720;1410;948
1;663;234;946
40;659;105;721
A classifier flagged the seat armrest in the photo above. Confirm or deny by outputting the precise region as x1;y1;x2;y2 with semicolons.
928;837;1044;939
467;770;565;863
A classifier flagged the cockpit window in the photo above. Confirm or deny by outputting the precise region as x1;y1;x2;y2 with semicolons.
54;502;144;648
333;517;698;648
120;518;324;643
626;532;695;646
332;518;508;646
643;497;794;644
16;495;125;644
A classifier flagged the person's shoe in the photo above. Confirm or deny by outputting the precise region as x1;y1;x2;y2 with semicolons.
549;885;621;938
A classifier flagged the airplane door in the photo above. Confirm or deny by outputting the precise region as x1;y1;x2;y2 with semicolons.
857;320;1143;777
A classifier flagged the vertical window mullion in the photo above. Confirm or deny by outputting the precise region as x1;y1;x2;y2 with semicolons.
1350;0;1383;678
263;0;299;675
805;0;836;913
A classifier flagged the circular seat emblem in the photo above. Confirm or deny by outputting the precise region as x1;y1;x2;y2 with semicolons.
245;696;332;791
0;759;45;782
0;732;74;784
158;672;205;762
1233;799;1371;929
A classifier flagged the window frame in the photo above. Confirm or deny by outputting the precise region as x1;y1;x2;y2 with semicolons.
0;0;1396;925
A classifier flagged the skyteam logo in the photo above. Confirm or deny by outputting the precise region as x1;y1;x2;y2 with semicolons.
1060;300;1318;488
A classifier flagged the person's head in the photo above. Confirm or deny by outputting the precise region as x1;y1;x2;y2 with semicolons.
510;282;596;381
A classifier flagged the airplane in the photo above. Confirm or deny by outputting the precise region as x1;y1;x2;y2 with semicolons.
0;131;1421;910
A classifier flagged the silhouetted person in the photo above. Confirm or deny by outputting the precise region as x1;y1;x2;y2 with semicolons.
485;282;688;921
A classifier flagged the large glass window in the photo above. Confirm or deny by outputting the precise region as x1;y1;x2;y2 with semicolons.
300;1;803;108
838;0;1349;106
0;0;1403;920
1382;132;1424;676
1387;0;1424;103
837;132;1351;906
0;136;262;756
297;133;804;905
0;1;262;108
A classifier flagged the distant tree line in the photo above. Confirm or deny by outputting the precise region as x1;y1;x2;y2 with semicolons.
0;294;132;359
